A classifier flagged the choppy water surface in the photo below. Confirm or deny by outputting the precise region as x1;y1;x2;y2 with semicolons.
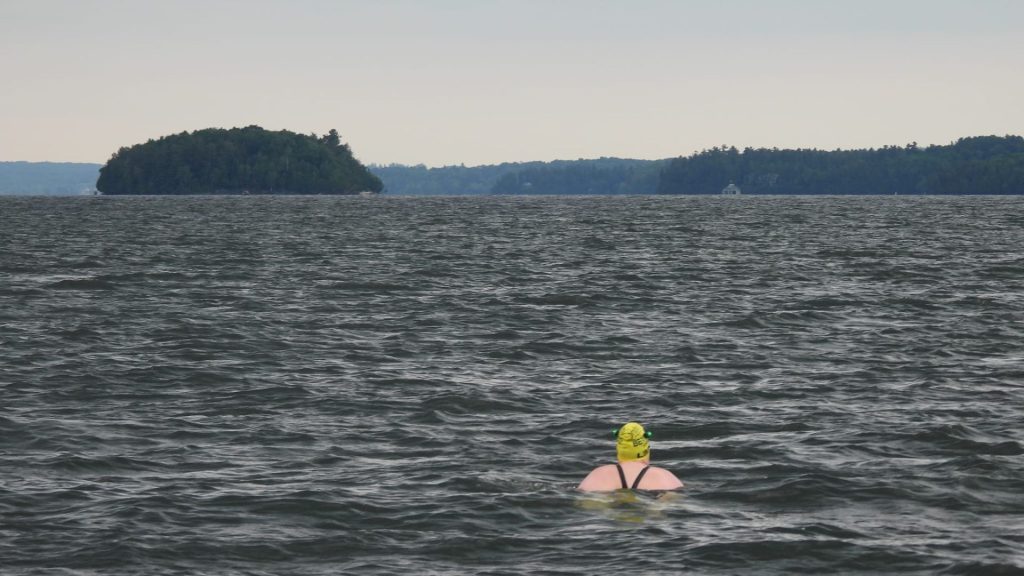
2;195;1023;575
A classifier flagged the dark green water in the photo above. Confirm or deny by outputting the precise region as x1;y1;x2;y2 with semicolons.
2;195;1022;575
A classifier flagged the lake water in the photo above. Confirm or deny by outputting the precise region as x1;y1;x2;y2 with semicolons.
2;195;1022;575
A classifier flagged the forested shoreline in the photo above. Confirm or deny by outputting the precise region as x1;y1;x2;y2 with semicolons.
4;135;1023;196
491;158;666;195
371;158;665;196
373;135;1024;195
657;135;1024;195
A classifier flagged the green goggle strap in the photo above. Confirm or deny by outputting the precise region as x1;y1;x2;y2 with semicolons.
612;428;653;438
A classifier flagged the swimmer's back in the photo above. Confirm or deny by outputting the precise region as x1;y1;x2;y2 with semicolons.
578;462;684;492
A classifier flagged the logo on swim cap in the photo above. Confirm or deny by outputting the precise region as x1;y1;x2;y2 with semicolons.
615;422;651;462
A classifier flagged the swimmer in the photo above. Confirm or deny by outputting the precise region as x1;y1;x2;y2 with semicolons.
577;422;684;492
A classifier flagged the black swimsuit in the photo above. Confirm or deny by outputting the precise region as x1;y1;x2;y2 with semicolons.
615;464;651;489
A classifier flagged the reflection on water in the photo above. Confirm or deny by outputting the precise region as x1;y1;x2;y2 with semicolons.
577;490;683;523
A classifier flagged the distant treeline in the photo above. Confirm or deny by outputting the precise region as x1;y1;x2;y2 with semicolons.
369;163;537;196
657;135;1024;195
373;136;1024;196
97;126;382;195
371;158;665;196
0;162;100;195
492;158;666;195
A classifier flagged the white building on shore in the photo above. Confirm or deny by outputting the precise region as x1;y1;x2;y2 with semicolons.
721;182;742;195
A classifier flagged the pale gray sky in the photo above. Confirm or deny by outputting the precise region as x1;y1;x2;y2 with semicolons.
2;0;1022;166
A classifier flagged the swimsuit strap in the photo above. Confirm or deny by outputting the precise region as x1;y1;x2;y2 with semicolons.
615;463;628;489
630;465;651;490
615;464;652;489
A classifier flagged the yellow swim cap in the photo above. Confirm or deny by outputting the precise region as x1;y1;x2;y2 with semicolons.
615;422;651;462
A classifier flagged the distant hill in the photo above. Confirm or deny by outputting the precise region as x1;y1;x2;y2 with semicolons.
369;162;546;195
371;158;665;196
0;162;101;195
97;126;382;195
491;158;666;195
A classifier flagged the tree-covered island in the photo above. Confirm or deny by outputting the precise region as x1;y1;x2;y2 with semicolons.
96;126;383;195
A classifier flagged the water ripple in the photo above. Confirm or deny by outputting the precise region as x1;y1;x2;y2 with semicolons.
1;195;1023;574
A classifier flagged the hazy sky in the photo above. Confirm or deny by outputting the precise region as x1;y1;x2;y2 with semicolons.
2;0;1022;166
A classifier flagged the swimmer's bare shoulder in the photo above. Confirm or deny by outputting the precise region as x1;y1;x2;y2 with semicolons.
577;464;620;491
644;466;684;490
